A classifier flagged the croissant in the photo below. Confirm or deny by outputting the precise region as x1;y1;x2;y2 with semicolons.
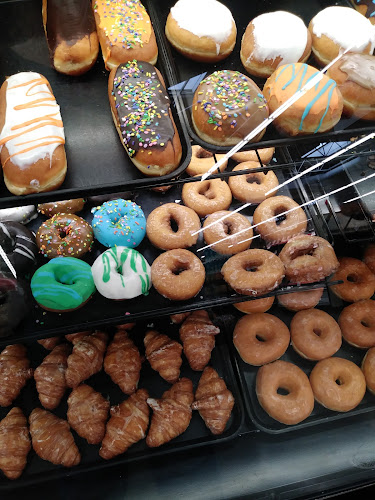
37;337;61;350
117;322;136;331
100;388;149;460
29;408;80;467
170;312;191;324
0;407;30;479
67;384;110;445
0;344;33;407
34;343;71;410
144;330;182;383
179;310;220;371
146;378;194;448
192;366;234;435
65;331;108;388
104;331;142;395
65;331;92;344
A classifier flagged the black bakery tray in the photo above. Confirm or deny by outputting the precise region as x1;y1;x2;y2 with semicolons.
0;313;244;489
148;0;375;154
220;304;375;434
0;0;192;209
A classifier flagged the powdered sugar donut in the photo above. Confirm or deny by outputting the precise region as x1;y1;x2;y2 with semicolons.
92;246;151;300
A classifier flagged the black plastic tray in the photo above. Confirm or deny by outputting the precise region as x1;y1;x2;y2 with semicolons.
220;305;375;434
0;313;244;489
149;0;375;154
0;0;192;209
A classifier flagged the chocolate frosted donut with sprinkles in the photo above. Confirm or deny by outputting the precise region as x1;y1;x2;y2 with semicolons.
91;199;146;248
108;60;182;176
192;70;269;146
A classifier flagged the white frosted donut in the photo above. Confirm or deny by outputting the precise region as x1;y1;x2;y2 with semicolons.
92;246;151;300
0;205;37;224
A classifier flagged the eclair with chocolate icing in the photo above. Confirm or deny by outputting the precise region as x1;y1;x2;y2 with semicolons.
108;60;182;176
93;0;158;71
42;0;99;76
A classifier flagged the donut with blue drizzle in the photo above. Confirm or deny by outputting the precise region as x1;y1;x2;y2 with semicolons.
263;62;343;136
91;198;146;248
31;257;95;312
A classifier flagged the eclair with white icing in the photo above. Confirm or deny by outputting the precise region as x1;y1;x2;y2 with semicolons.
165;0;237;63
240;11;312;78
0;72;66;196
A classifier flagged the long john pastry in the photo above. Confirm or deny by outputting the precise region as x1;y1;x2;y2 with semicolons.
0;72;66;195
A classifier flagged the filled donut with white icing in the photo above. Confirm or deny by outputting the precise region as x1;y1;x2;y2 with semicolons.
165;0;237;62
240;11;312;78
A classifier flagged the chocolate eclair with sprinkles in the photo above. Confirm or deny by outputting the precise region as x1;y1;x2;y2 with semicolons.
108;60;182;176
192;69;269;146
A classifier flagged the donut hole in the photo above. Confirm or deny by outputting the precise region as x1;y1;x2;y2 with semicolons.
59;230;67;239
273;206;288;226
276;386;290;396
335;378;343;386
313;328;322;337
290;244;316;260
198;183;216;200
255;333;266;342
246;174;261;185
243;260;261;273
223;222;234;235
361;319;371;328
171;262;189;276
196;148;213;159
347;274;358;283
169;216;179;233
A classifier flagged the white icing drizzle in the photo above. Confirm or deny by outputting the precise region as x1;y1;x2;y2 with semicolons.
0;72;65;170
170;0;234;45
250;11;308;66
311;6;375;53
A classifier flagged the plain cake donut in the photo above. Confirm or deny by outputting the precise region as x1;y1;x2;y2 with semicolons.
233;296;274;314
228;162;279;204
364;244;375;274
231;147;274;164
278;288;324;311
256;360;314;425
182;178;232;217
330;257;375;302
203;211;253;255
338;299;375;348
309;357;366;412
361;347;375;394
233;313;290;366
290;308;342;361
186;146;228;176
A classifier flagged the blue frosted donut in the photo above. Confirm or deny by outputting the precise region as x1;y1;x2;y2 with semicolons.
91;199;146;248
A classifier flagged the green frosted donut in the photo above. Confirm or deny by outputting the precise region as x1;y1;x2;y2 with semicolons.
31;257;95;312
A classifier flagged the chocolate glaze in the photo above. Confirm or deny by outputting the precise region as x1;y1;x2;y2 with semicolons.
0;221;38;276
45;0;97;53
112;61;175;157
339;53;375;90
353;0;375;18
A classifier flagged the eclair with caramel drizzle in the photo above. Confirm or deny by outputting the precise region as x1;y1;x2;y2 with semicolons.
93;0;158;71
0;72;66;195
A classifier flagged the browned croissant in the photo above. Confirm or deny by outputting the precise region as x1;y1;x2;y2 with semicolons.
170;312;191;324
29;408;80;467
65;331;92;344
100;388;149;460
104;331;142;395
116;322;136;331
34;343;71;410
37;337;61;350
0;407;30;479
146;378;194;448
179;310;220;371
192;366;234;435
144;330;182;383
67;384;110;445
0;345;33;407
65;331;108;388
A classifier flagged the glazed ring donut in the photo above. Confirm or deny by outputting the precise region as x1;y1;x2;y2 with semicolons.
290;308;342;361
38;198;85;216
253;196;307;244
221;249;285;296
233;313;290;366
361;347;375;395
331;257;375;302
186;146;228;176
256;360;314;425
338;299;375;348
364;244;375;274
309;357;366;412
151;249;205;301
146;203;201;250
182;178;232;217
277;288;323;311
279;235;339;283
203;210;253;255
36;214;94;259
228;162;279;204
231;147;274;164
233;296;274;314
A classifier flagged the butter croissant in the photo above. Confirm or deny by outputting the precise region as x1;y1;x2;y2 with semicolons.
65;331;92;344
0;407;30;479
37;337;61;350
29;408;80;467
65;331;108;388
192;366;234;435
146;378;194;448
34;343;71;410
67;384;110;445
104;331;142;395
144;330;182;383
0;344;33;407
100;388;149;460
179;310;220;371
